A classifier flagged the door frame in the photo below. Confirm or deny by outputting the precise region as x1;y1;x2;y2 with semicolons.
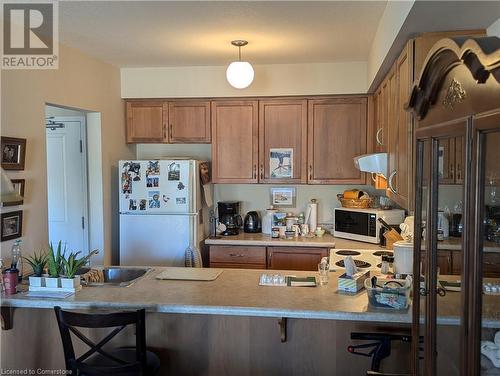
46;116;90;255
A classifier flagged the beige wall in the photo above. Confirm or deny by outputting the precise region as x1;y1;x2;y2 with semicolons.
121;61;368;98
0;43;134;265
367;1;414;89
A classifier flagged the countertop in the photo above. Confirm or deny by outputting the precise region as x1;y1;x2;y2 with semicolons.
2;267;498;327
205;232;500;252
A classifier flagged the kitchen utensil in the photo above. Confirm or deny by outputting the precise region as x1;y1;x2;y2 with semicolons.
244;211;262;233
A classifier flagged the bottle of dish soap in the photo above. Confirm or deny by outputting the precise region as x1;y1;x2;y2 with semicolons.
10;239;23;282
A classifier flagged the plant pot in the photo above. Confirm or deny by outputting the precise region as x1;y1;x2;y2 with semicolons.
45;277;60;288
28;276;44;287
60;275;81;289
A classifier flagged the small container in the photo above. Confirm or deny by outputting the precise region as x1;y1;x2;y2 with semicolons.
284;230;295;239
271;227;280;238
365;277;411;310
2;268;18;294
380;255;389;274
387;255;394;273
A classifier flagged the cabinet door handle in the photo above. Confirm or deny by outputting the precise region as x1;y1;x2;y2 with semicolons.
163;126;167;140
309;165;313;181
450;162;454;180
371;173;377;183
376;128;384;146
268;251;272;265
388;170;397;194
456;163;461;180
169;124;173;140
253;165;257;180
260;164;264;180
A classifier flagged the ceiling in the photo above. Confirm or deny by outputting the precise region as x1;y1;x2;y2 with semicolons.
59;1;388;67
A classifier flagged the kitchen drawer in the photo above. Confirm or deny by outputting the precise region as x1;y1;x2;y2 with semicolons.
483;252;500;278
209;246;267;267
267;247;328;271
209;262;265;270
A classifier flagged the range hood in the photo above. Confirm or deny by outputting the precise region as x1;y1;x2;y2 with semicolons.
353;153;387;177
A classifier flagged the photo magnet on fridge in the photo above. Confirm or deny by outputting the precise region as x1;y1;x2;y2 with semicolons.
139;199;147;210
121;172;132;194
146;160;160;176
122;161;141;181
168;162;180;181
177;182;185;190
270;148;293;179
162;195;170;203
149;191;160;209
176;197;186;205
146;177;159;188
129;199;137;210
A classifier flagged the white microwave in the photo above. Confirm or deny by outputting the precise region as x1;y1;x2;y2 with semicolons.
334;207;405;244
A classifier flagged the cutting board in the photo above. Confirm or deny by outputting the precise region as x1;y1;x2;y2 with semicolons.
156;267;223;281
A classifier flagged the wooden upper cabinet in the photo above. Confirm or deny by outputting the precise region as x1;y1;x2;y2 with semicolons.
308;97;367;184
168;101;211;143
126;101;168;143
259;99;308;184
212;100;259;183
387;40;414;209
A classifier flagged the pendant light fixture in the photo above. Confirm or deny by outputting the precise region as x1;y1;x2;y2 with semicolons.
226;40;254;89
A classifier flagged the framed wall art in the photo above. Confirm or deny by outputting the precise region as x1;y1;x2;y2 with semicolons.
1;210;23;242
1;137;26;170
270;187;296;208
2;179;25;207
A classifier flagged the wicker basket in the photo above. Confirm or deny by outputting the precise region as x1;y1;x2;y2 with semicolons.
337;194;372;209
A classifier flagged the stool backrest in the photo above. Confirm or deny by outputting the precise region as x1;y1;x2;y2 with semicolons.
54;306;147;376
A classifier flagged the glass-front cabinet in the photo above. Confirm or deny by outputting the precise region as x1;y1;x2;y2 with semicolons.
408;37;500;375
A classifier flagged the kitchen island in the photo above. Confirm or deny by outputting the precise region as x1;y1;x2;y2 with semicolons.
2;267;497;375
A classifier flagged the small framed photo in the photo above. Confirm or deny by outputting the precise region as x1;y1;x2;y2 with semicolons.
270;187;296;208
270;148;293;179
2;179;25;207
1;137;26;170
1;210;23;242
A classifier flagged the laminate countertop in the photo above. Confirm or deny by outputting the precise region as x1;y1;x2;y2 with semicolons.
2;267;498;328
205;232;500;252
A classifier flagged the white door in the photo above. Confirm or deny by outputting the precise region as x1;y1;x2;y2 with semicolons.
46;117;88;253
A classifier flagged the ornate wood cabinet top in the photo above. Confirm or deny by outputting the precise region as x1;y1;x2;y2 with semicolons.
407;36;500;127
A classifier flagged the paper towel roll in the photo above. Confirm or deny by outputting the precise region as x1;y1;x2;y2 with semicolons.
308;199;318;232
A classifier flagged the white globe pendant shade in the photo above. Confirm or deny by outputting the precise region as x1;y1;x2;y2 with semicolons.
226;61;254;89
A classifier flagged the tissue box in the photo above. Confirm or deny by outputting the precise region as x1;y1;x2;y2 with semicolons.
338;270;370;293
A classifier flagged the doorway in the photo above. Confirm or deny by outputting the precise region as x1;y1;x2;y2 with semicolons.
45;106;89;254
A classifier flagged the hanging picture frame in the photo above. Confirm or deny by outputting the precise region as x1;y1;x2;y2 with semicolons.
1;210;23;241
2;179;25;207
270;187;296;207
1;137;26;170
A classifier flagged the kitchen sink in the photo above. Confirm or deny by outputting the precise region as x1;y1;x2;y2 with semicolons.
78;266;152;287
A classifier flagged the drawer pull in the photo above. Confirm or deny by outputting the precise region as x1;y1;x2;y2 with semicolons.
376;128;384;146
229;253;244;258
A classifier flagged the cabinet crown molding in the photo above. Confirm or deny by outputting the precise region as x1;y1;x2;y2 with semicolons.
407;36;500;120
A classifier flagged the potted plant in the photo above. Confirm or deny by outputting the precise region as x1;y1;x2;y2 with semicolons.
46;241;65;288
24;250;48;287
60;249;98;289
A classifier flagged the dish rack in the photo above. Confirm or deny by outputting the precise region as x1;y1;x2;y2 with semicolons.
337;194;372;209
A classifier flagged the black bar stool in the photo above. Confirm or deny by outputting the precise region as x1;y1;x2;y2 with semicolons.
54;306;160;376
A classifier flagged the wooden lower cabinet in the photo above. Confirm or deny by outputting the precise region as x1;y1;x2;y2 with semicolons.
209;245;266;269
452;250;500;278
208;245;328;271
421;250;453;275
267;247;328;271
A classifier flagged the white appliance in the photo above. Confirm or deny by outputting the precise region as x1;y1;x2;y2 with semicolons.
119;159;204;266
334;207;405;244
393;241;414;275
328;249;392;272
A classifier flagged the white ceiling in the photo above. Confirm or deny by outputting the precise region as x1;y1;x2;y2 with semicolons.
59;1;388;67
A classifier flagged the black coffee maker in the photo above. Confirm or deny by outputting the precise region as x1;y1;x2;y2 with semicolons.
218;201;242;236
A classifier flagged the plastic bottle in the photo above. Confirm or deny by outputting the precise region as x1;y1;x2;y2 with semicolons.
10;240;23;281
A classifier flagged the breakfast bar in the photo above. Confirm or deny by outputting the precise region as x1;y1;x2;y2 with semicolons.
2;266;498;374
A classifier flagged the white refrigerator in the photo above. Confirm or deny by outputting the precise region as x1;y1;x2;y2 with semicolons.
119;159;204;266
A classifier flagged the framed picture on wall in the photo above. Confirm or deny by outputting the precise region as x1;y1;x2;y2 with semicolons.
1;137;26;170
2;179;25;207
270;187;296;207
1;210;23;242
